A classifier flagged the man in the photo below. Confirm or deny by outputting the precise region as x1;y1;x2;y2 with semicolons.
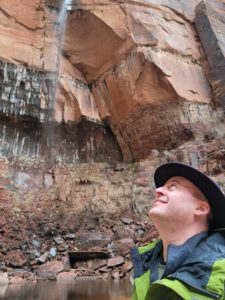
131;162;225;300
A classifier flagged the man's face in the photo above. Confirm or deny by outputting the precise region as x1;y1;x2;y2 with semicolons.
149;176;203;225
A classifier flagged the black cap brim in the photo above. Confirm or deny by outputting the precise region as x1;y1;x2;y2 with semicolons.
154;162;225;231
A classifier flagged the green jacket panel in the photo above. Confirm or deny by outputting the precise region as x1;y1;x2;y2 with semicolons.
207;258;225;297
133;274;222;300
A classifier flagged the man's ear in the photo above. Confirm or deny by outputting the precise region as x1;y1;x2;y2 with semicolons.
195;200;210;216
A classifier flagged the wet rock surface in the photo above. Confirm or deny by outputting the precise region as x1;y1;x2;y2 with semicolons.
0;116;122;163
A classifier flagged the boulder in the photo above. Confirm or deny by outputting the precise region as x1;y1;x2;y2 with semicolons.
36;261;64;279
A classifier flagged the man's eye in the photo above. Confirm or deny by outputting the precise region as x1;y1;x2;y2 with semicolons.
168;184;176;190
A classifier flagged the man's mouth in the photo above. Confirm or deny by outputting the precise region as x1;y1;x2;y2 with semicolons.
153;198;168;205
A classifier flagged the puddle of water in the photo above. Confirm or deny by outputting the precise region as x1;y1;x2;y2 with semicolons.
0;279;132;300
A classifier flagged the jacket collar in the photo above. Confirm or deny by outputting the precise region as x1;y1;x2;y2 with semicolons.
164;231;208;278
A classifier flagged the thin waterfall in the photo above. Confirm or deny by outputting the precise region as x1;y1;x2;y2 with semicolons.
47;0;69;159
52;0;69;120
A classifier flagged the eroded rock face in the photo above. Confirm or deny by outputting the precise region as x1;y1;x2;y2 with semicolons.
0;0;118;163
0;0;225;163
195;1;225;106
62;0;225;160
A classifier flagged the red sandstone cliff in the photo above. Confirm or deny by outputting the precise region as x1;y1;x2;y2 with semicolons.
0;0;225;162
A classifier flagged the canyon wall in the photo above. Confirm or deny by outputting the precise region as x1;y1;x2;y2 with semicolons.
0;0;225;163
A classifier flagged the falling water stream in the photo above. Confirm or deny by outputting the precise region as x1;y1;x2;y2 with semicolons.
46;0;69;157
54;0;68;97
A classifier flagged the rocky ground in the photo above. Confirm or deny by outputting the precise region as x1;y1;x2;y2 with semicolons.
0;212;158;286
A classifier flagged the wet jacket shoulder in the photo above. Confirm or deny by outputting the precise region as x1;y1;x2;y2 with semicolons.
131;232;225;300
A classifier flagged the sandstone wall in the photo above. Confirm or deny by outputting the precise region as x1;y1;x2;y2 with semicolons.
195;1;225;106
63;0;225;160
0;0;120;163
0;0;225;162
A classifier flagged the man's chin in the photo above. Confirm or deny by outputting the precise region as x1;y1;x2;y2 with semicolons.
148;206;165;219
149;207;159;218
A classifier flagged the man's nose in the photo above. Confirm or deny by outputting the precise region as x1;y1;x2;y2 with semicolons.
155;186;166;197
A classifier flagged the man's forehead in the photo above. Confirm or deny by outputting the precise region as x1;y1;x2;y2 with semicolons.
166;176;189;183
165;176;197;188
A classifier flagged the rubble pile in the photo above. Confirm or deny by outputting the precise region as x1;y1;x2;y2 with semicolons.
0;214;158;285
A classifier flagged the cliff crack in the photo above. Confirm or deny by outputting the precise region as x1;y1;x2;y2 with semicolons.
0;8;43;31
188;90;199;95
161;4;193;24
